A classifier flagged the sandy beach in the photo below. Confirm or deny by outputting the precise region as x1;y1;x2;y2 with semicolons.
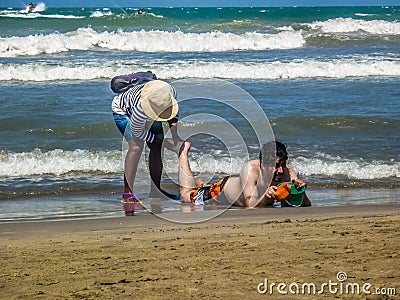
1;4;399;300
0;204;399;299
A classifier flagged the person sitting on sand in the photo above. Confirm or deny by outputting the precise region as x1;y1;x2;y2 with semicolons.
178;140;308;208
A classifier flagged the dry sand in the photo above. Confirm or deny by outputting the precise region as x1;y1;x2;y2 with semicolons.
1;204;399;299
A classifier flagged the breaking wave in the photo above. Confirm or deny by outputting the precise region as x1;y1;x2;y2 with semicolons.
1;58;399;82
0;149;398;180
0;28;305;57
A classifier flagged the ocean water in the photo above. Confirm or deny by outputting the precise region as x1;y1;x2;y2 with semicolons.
0;5;399;222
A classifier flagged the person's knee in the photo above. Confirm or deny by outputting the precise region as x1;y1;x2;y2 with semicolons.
147;137;163;149
128;140;143;153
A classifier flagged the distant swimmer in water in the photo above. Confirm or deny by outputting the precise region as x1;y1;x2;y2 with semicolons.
28;3;36;12
136;9;143;15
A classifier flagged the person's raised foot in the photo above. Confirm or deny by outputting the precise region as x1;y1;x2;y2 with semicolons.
179;141;191;156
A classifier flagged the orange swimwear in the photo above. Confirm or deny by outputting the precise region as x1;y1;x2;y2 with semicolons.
190;176;230;205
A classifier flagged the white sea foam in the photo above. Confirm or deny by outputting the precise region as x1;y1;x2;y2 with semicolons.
291;156;400;180
1;58;399;82
0;12;83;19
145;12;164;18
1;18;398;57
0;148;240;178
308;18;400;35
90;10;113;18
0;149;398;180
0;28;305;57
354;13;372;17
155;59;400;80
0;149;122;177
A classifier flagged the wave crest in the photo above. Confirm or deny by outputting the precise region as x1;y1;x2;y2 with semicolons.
292;156;399;180
0;149;398;180
1;59;399;81
308;18;400;35
0;28;305;57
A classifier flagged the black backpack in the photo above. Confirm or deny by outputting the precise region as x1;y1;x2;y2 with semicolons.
111;71;157;93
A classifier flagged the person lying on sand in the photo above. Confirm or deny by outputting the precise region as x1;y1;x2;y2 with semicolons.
178;140;310;208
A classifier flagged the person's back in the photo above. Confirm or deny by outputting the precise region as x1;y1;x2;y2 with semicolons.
179;142;276;208
221;159;270;207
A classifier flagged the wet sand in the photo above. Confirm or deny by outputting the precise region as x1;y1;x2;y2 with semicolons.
1;204;399;299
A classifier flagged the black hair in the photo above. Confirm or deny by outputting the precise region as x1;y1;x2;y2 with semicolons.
259;141;288;167
276;141;288;161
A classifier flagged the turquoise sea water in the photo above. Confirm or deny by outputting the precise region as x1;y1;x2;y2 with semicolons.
0;5;399;222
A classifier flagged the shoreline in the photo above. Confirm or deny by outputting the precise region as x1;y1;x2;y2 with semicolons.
1;203;399;299
0;187;399;224
1;203;399;235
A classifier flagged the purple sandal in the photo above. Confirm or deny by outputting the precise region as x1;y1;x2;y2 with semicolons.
121;192;141;216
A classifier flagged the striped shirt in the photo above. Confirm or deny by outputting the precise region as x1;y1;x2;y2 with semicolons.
112;82;177;143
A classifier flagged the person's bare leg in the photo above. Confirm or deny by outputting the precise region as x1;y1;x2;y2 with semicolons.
148;138;163;196
123;175;130;194
124;139;144;200
178;141;195;203
147;139;178;198
148;138;185;198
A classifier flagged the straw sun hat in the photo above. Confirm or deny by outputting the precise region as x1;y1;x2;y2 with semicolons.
140;80;178;121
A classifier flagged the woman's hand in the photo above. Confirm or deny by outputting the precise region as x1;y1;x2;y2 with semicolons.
292;178;307;189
